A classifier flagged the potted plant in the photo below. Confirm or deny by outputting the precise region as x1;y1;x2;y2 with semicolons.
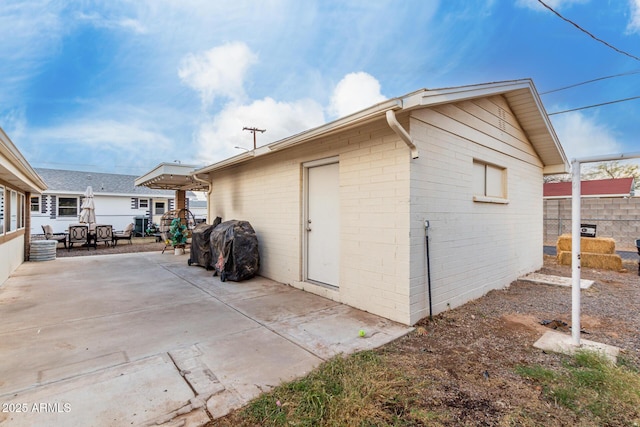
169;218;188;255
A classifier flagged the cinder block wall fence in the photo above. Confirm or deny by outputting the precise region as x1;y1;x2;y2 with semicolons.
544;197;640;250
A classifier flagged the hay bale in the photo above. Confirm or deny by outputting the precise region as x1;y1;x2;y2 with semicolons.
557;250;623;271
556;234;616;254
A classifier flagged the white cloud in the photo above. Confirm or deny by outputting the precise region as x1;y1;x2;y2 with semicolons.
627;0;640;34
178;42;257;107
328;72;387;118
195;97;325;163
74;12;147;34
551;112;622;159
515;0;588;11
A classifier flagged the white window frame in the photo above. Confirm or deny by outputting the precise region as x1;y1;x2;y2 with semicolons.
9;190;16;231
155;201;165;215
58;197;79;217
18;193;25;229
31;196;40;212
473;160;509;204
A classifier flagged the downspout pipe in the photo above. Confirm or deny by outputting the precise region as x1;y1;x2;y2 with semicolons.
192;173;212;197
192;172;214;222
425;220;433;320
386;110;419;159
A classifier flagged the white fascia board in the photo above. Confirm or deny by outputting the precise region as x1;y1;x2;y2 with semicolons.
195;99;402;175
408;80;532;109
543;164;570;175
135;163;199;187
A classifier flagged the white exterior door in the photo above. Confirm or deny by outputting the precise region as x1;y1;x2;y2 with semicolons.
306;161;339;287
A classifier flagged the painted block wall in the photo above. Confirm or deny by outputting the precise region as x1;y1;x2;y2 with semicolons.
544;196;640;249
0;235;24;286
407;96;545;324
208;119;413;324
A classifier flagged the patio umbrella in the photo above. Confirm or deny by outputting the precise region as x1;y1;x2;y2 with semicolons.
79;186;96;225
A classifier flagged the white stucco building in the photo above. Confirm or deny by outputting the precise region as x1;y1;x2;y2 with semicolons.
31;169;202;235
193;79;568;325
0;129;47;285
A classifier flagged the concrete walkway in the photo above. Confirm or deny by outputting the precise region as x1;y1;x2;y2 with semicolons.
0;252;410;426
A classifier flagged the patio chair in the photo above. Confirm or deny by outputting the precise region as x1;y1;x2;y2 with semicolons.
112;223;134;246
41;225;67;249
68;224;91;251
94;225;113;247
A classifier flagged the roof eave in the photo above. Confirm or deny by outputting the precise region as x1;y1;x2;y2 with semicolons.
0;128;47;193
194;79;570;176
194;99;403;175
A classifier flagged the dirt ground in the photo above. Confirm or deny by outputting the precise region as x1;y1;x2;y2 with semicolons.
380;256;640;426
54;243;640;425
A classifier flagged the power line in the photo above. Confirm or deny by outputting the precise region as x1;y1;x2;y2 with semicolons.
540;69;640;94
548;94;640;115
537;0;640;62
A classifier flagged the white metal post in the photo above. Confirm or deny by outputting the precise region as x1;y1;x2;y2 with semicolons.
571;159;581;346
569;152;640;347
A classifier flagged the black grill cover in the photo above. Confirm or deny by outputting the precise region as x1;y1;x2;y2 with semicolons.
188;217;221;269
210;220;259;281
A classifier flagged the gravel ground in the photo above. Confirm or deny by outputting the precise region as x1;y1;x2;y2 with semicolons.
42;237;167;257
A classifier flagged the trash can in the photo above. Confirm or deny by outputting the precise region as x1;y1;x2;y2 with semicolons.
210;220;259;282
134;216;149;237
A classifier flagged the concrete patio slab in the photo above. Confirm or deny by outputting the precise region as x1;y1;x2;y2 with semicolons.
0;251;411;426
519;272;594;289
0;354;196;427
270;303;410;360
533;330;620;363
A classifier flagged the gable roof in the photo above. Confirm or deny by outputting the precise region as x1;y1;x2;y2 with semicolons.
194;79;568;176
544;178;635;198
35;168;177;197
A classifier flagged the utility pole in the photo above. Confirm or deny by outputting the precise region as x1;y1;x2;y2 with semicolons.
242;127;266;150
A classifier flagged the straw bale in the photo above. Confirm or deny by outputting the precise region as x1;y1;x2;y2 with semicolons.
556;234;616;254
556;250;623;271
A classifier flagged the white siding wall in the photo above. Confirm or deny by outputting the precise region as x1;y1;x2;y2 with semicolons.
209;120;413;324
0;235;23;286
30;195;171;234
407;95;544;324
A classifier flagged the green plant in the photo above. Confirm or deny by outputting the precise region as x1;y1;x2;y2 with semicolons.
515;350;640;425
169;218;188;247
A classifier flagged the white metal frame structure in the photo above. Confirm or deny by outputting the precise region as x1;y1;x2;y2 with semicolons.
570;152;640;346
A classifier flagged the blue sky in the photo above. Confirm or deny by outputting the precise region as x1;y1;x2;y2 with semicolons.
2;0;640;175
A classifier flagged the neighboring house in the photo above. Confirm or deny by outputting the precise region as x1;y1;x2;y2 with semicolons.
543;178;639;248
188;199;208;222
0;128;47;285
192;79;568;326
31;168;197;235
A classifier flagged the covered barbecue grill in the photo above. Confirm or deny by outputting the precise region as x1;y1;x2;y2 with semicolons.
210;220;259;282
188;217;222;269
